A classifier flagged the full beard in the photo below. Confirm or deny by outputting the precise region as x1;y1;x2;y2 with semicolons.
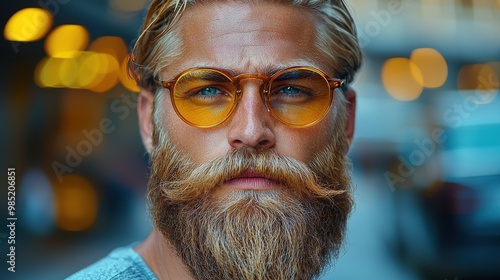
147;115;353;280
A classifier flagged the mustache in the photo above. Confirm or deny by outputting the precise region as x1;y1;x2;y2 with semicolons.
155;147;346;202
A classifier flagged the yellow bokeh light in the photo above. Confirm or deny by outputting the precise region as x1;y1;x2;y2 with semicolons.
457;64;482;91
119;56;140;92
410;48;448;88
35;51;121;92
35;56;64;87
487;61;500;79
476;65;497;91
457;64;499;91
86;53;120;92
4;8;53;42
58;57;79;88
457;64;499;104
45;25;89;58
88;36;128;62
77;52;105;89
382;58;424;101
54;175;98;232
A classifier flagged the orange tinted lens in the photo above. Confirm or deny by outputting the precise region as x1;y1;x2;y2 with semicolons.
269;68;331;126
173;69;236;127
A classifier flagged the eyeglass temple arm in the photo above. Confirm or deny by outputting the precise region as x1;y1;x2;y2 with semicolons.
154;80;172;88
329;78;346;90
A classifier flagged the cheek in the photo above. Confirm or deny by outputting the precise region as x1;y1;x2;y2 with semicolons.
275;120;335;163
163;113;228;163
154;93;227;163
156;102;190;149
162;111;195;150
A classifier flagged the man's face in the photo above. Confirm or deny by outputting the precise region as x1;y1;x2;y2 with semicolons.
156;2;343;168
139;2;355;280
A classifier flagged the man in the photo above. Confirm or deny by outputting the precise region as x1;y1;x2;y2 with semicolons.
69;0;362;279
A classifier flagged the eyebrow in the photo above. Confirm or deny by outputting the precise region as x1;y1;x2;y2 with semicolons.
222;63;317;77
183;70;229;82
272;69;318;81
261;65;290;76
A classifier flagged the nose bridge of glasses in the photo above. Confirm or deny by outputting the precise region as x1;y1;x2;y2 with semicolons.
235;73;270;88
233;74;271;113
234;73;270;96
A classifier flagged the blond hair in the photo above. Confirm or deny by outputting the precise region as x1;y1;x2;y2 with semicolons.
129;0;362;89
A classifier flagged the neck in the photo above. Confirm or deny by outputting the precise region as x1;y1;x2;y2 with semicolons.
136;230;194;280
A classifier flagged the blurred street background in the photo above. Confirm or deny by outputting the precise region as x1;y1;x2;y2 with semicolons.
1;0;499;279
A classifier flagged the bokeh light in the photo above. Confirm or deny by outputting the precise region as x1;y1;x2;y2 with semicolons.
19;168;55;236
4;8;53;42
457;63;499;104
382;57;424;101
35;56;64;88
58;57;79;87
45;25;89;58
410;48;448;88
457;64;483;91
88;36;128;62
35;51;121;92
86;53;120;92
457;64;499;91
54;175;98;232
77;52;103;89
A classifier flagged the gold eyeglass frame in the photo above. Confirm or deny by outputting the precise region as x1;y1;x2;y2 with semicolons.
154;66;345;128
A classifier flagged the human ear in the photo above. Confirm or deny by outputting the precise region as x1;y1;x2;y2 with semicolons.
138;89;155;153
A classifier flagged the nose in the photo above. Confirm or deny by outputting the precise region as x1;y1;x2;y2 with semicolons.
227;80;276;149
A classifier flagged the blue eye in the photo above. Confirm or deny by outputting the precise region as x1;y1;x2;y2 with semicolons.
270;85;314;104
198;87;221;95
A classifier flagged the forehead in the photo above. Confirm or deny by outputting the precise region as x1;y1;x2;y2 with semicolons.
166;1;328;75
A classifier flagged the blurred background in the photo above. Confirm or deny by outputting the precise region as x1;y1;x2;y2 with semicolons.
1;0;499;279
